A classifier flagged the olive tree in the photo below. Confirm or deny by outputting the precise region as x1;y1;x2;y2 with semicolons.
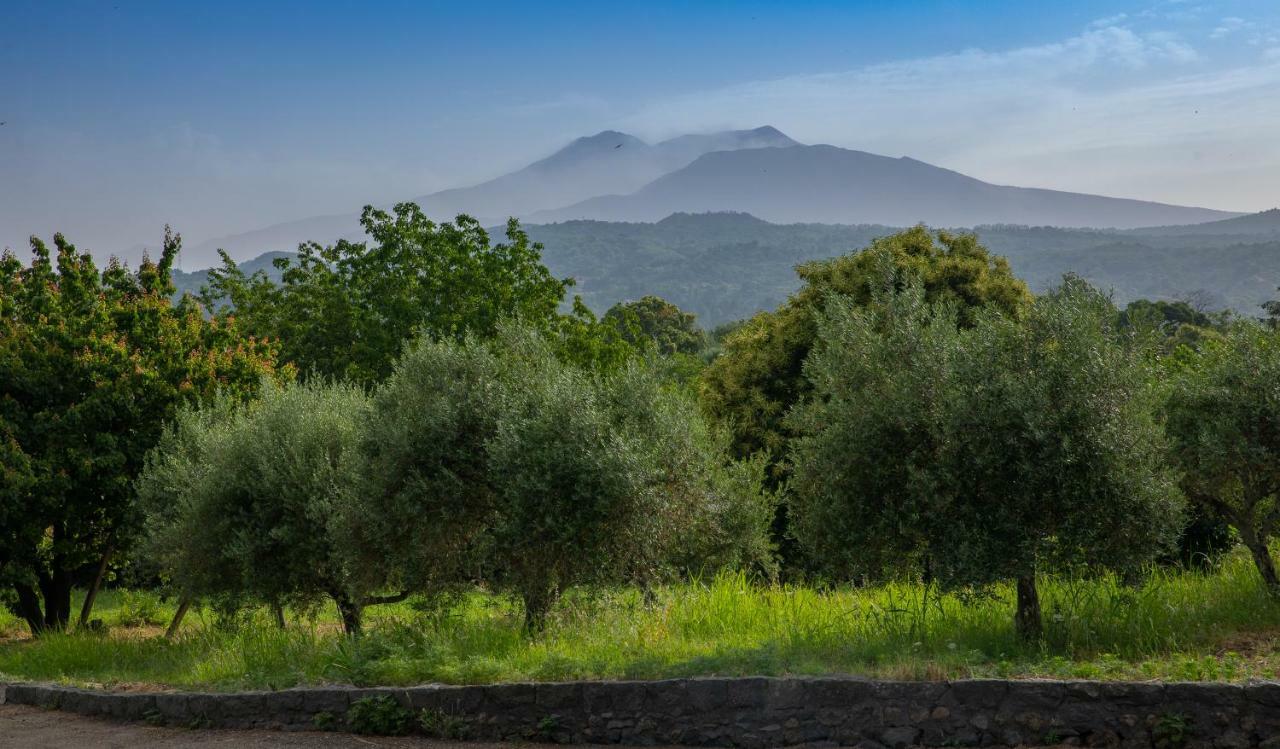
138;380;385;635
1166;322;1280;592
355;323;774;632
790;276;1183;640
700;228;1032;571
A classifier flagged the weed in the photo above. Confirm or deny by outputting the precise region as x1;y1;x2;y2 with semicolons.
346;695;412;735
311;710;336;731
420;707;470;739
142;707;165;727
1152;711;1191;749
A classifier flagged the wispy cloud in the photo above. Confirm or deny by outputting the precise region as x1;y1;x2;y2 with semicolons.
622;21;1280;211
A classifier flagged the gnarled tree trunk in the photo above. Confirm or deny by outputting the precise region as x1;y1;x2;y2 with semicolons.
1238;525;1280;595
332;593;363;636
1015;573;1042;642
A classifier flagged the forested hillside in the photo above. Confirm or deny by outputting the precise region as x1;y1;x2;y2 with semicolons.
173;212;1280;327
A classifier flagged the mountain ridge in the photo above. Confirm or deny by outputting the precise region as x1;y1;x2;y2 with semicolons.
184;126;798;266
529;144;1241;229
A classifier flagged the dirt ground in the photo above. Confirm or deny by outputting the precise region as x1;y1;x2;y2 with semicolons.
0;703;546;748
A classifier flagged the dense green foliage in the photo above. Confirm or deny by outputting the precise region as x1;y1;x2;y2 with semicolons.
603;295;705;355
700;228;1031;570
199;204;573;384
1166;323;1280;593
137;381;377;634
790;277;1183;639
702;227;1031;468
352;325;776;630
0;230;280;635
10;201;1280;685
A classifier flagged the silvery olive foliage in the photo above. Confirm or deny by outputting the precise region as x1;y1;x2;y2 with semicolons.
351;323;776;631
138;380;373;633
789;275;1183;639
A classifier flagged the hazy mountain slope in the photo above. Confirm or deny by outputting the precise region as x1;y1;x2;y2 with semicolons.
183;126;797;267
1130;208;1280;236
172;250;292;300
531;145;1240;229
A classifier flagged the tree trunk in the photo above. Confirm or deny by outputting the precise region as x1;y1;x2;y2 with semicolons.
13;583;45;635
1241;530;1280;594
165;598;192;639
521;586;558;634
78;545;114;628
1014;574;1042;642
333;594;363;636
271;602;286;629
37;569;73;632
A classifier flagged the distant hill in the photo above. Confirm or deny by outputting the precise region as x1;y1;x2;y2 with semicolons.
172;250;291;301
181;211;1280;327
531;144;1240;229
1130;208;1280;237
183;126;797;267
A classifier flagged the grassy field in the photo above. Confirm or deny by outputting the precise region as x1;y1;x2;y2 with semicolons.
2;549;1278;691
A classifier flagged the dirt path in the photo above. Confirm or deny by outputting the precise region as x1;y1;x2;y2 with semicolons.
0;703;527;748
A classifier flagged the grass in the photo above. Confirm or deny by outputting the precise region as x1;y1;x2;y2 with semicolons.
1;548;1278;691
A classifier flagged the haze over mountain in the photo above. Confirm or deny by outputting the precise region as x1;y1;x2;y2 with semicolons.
184;126;797;266
185;125;1241;268
530;144;1241;229
1128;208;1280;237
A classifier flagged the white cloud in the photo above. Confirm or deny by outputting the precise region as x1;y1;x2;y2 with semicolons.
621;24;1280;211
1091;13;1129;29
1210;16;1254;39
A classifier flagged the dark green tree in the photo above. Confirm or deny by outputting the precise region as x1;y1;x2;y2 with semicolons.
700;227;1032;571
200;204;572;384
603;295;705;355
1166;322;1280;593
790;277;1183;640
0;231;281;634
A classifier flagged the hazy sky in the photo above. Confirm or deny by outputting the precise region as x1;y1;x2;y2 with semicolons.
3;0;1279;265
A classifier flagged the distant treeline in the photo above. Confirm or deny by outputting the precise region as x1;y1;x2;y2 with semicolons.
171;211;1280;327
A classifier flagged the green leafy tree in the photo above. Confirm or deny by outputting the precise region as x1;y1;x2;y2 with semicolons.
138;380;385;634
200;204;572;384
1166;322;1280;593
354;324;774;632
0;230;280;634
790;276;1182;640
700;227;1032;570
1119;298;1225;353
603;295;705;355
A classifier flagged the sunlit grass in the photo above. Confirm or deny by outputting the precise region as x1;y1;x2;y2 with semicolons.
2;548;1278;690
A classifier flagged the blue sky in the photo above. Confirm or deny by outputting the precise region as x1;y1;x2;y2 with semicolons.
2;0;1279;262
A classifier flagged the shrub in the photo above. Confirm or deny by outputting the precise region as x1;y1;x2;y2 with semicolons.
346;695;412;736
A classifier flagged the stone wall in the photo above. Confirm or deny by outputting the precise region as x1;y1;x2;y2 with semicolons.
3;677;1279;747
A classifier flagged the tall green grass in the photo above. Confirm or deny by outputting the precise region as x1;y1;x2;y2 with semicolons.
2;549;1278;690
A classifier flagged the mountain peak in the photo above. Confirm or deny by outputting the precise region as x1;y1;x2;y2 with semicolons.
749;125;789;139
